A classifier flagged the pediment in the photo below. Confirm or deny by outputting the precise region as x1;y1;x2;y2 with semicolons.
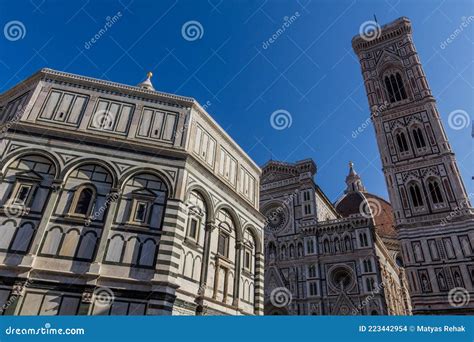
332;291;358;315
265;266;286;292
375;49;402;70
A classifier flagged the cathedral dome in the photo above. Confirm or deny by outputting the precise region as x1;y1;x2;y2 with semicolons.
335;162;397;240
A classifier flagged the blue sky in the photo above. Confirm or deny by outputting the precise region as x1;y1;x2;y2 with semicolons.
1;0;473;202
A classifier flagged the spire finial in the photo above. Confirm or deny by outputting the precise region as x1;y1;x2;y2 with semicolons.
344;160;366;193
137;71;155;91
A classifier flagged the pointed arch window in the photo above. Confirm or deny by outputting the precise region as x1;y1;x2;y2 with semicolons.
308;265;317;278
384;72;408;103
289;244;295;258
412;127;426;149
428;179;444;204
344;236;351;251
306;239;315;254
334;238;340;253
323;239;330;253
395;131;409;152
268;242;276;260
359;233;368;247
297;242;304;257
363;259;373;273
409;183;424;208
281;245;287;259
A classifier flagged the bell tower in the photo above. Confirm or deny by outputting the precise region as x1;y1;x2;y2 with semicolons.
352;17;474;314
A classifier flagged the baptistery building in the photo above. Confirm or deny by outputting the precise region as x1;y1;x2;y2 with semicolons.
0;68;265;316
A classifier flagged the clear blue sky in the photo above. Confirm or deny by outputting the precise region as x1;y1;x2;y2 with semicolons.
1;0;473;202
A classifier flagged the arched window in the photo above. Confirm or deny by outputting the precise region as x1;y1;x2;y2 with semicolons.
363;259;373;273
72;186;95;216
289;244;295;258
281;245;287;259
366;278;373;291
428;179;444;204
308;265;317;278
409;183;424;208
396;131;409;152
268;242;276;260
306;239;315;254
360;233;368;247
297;242;304;257
323;239;330;253
344;236;351;251
412;127;426;149
384;72;407;103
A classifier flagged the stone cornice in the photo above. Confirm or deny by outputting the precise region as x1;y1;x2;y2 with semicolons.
352;17;412;54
